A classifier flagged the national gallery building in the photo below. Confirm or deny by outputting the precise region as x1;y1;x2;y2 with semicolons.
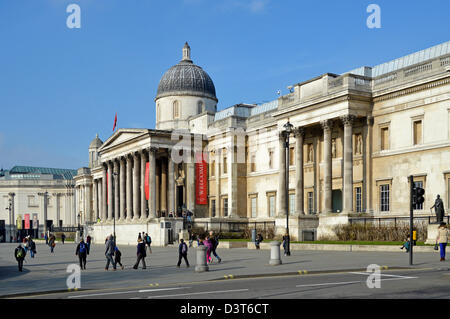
75;41;450;245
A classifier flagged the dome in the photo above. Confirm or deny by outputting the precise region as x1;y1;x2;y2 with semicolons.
156;43;217;101
89;134;103;149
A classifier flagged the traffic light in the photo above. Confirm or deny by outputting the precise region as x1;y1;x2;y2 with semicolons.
415;187;425;205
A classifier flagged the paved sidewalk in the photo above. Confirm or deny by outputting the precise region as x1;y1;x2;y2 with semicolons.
0;242;447;297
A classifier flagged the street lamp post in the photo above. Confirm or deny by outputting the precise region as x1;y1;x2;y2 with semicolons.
283;120;294;256
5;200;12;242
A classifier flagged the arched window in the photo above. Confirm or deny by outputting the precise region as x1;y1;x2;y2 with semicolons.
197;101;204;114
173;101;180;119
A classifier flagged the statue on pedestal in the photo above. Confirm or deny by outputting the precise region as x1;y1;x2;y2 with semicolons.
430;195;445;224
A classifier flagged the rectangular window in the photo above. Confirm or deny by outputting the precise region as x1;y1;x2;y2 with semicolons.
210;161;215;177
308;192;314;214
251;197;257;218
289;193;295;215
223;198;228;217
211;199;216;217
223;156;227;174
413;181;423;210
380;185;390;212
381;127;389;150
413;120;422;145
28;196;37;207
269;195;275;217
268;150;274;169
251;154;256;172
355;187;362;213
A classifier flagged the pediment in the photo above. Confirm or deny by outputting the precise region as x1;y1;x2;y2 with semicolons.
99;129;149;152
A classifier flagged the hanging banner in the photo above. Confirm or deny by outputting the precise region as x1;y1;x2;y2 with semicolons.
145;162;150;201
32;214;38;230
24;214;30;230
195;151;208;205
16;215;22;230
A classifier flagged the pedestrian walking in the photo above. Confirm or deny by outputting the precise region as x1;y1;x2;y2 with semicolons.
144;233;152;254
61;233;66;245
27;236;36;258
133;238;147;269
48;234;56;253
189;232;195;248
105;235;117;271
436;222;449;261
75;238;88;270
44;232;48;245
138;232;142;241
282;233;290;256
204;236;213;264
255;233;263;250
209;231;222;263
86;235;91;254
14;244;26;272
114;246;125;270
177;239;189;267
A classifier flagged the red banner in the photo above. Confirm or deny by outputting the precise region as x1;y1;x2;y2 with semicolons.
24;214;30;230
195;152;208;205
145;162;149;201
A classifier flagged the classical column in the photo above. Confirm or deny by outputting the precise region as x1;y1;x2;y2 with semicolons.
341;115;355;214
141;150;147;219
156;161;160;215
113;160;119;221
365;115;374;213
294;127;305;215
133;153;140;220
161;159;167;213
228;142;238;218
126;154;133;221
107;161;113;220
148;147;157;218
119;157;126;220
93;179;98;221
321;119;333;214
102;165;107;221
277;132;287;216
168;155;175;214
186;151;195;212
215;149;221;217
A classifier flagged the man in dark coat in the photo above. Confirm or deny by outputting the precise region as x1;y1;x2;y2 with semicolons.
133;239;147;269
15;244;26;272
104;235;116;271
177;239;189;268
431;195;445;224
76;238;88;270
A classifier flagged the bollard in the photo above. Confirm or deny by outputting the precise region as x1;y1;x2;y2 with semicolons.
195;245;209;272
269;241;282;266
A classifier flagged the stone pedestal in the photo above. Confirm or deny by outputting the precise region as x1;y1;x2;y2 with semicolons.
316;214;350;240
195;245;209;272
179;230;190;242
269;241;282;265
425;224;441;245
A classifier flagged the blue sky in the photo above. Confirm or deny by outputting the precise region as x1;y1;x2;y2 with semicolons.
0;0;449;170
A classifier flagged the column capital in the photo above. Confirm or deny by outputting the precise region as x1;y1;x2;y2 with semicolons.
293;127;305;138
340;114;356;127
366;115;374;126
320;119;334;132
148;146;158;154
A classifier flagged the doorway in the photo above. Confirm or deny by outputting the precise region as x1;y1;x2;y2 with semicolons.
332;190;342;213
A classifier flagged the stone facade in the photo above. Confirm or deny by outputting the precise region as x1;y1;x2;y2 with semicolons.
76;41;450;244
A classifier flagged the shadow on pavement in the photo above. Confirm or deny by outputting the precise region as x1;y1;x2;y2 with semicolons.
0;266;30;279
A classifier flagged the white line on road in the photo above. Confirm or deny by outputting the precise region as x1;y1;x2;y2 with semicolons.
348;272;418;279
295;275;418;288
68;287;186;299
146;288;250;299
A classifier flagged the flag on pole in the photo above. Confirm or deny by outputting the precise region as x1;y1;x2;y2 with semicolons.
113;112;117;131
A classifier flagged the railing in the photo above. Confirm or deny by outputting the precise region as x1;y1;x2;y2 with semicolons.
192;221;275;233
50;226;78;233
349;215;449;227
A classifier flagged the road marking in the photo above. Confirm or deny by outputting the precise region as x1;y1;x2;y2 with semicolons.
296;281;361;288
349;272;418;279
68;287;186;298
146;288;249;299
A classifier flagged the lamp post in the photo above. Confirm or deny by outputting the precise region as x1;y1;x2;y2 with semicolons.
5;200;12;242
283;120;293;256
